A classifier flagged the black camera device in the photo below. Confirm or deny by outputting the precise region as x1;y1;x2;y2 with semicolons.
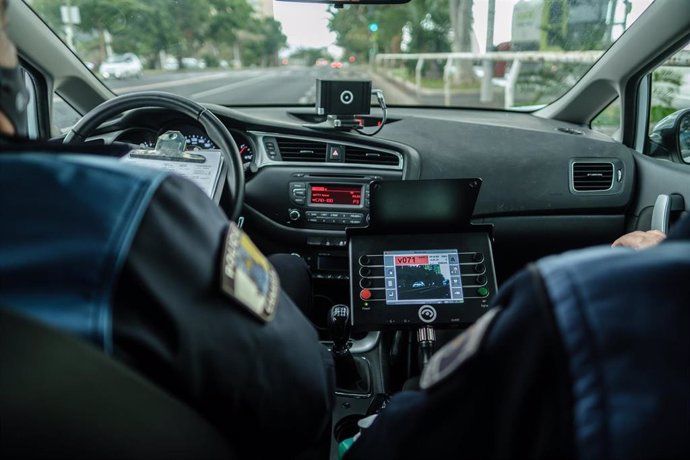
316;79;372;116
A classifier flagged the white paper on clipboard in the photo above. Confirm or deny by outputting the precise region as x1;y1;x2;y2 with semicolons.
122;149;223;199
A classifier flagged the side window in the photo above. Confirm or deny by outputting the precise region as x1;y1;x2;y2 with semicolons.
648;42;690;162
591;97;621;139
52;93;81;137
19;67;39;139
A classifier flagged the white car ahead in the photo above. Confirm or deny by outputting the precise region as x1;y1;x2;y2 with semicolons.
99;53;143;80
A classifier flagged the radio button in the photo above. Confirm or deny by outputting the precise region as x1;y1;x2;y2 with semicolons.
474;264;486;274
477;287;489;297
360;289;372;300
359;255;370;265
360;267;371;276
475;275;487;285
361;278;372;288
473;253;484;263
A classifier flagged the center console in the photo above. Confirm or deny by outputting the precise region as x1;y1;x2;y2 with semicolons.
329;178;499;459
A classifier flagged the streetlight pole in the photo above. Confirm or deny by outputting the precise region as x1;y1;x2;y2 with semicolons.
63;0;74;50
480;0;496;103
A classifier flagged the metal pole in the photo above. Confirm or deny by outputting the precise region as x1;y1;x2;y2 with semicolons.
415;58;424;98
480;0;496;103
444;57;453;107
505;59;521;109
63;0;74;51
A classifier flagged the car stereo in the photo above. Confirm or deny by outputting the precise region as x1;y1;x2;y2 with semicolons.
349;232;497;330
287;178;373;228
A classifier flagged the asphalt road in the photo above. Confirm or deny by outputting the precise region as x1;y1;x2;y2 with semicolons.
107;65;408;106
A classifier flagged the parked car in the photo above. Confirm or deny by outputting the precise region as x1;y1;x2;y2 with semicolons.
181;57;206;69
99;53;143;80
162;56;179;71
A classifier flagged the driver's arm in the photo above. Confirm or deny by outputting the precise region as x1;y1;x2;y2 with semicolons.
344;268;574;460
112;174;334;459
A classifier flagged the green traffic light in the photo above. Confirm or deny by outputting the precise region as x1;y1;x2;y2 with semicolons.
369;23;379;33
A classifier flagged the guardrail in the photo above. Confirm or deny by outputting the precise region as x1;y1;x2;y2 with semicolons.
375;51;604;108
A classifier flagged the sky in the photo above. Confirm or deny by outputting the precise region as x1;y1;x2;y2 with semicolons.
273;2;336;52
273;0;656;55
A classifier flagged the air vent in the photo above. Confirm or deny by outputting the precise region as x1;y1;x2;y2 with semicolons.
572;162;614;191
276;138;327;162
345;146;400;166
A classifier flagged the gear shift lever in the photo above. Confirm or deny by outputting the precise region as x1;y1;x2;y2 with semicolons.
328;304;370;393
328;304;351;357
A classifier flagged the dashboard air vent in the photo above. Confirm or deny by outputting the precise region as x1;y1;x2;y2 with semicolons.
276;138;327;162
345;146;400;166
572;162;614;191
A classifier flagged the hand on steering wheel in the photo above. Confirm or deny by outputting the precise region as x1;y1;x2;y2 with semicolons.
63;91;245;222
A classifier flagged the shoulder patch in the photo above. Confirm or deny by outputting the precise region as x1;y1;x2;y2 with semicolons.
220;222;280;323
420;307;502;390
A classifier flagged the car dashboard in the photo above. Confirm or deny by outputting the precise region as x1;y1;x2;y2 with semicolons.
89;104;634;294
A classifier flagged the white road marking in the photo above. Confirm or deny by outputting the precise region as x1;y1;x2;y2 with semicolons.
190;74;276;99
298;85;316;104
113;72;235;93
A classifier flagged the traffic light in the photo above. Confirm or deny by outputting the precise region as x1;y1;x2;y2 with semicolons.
368;22;379;33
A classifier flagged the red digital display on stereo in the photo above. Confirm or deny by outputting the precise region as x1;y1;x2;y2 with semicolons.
310;184;362;206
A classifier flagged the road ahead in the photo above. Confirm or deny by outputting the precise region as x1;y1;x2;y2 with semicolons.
106;66;402;106
105;65;517;109
52;65;421;132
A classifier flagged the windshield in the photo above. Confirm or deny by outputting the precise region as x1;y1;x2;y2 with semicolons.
28;0;653;109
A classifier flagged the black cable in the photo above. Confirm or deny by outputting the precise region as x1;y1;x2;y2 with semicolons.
356;89;387;136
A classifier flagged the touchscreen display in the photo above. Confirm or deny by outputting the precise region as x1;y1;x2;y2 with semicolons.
310;184;362;206
383;250;464;305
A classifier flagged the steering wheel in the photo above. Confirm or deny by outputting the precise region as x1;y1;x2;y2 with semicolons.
63;91;245;222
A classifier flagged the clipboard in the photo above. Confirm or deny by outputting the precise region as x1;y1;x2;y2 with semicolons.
121;130;225;201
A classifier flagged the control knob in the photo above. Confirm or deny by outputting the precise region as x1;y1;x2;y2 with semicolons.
289;209;301;221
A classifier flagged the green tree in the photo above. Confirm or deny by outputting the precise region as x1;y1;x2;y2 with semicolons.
72;0;148;64
206;0;253;66
242;17;287;67
328;4;409;63
329;2;451;65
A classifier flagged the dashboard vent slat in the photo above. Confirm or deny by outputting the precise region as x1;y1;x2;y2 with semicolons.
572;162;614;191
276;138;327;162
345;146;400;166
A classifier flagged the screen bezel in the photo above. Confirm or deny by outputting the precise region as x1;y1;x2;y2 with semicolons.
349;231;496;331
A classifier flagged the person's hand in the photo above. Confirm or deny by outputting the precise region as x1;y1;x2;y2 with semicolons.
611;230;666;250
